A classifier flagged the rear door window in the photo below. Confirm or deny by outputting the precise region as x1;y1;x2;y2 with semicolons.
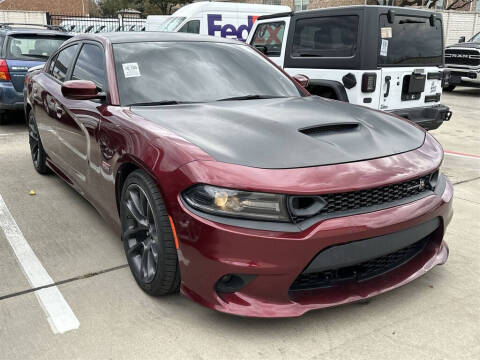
178;20;200;34
6;35;70;61
377;15;443;66
251;22;285;57
72;43;106;91
52;44;79;82
292;16;359;58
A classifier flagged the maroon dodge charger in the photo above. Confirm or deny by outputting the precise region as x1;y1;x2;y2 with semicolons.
24;33;453;317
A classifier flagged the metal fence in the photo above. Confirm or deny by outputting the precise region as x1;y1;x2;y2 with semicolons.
46;13;146;33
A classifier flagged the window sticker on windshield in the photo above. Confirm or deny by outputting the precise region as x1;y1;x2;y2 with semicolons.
122;62;141;78
380;39;389;57
381;27;392;39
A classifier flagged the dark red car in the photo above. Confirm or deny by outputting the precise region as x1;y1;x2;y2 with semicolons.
24;33;453;317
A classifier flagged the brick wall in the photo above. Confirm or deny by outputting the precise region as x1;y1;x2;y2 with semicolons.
0;0;88;16
220;0;478;12
442;10;480;44
308;0;365;9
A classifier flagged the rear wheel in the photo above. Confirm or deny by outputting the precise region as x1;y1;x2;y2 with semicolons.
444;85;456;92
120;170;180;296
0;112;6;125
28;111;50;174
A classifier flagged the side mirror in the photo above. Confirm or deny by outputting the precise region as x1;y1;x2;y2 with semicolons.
459;36;466;43
61;80;104;100
293;74;309;88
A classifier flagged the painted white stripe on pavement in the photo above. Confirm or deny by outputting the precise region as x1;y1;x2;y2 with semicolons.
0;194;79;334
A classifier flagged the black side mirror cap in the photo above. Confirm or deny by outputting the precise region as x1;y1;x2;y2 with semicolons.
459;36;466;43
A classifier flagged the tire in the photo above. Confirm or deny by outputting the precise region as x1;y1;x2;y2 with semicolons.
0;113;7;125
120;169;180;296
444;85;456;92
28;111;50;174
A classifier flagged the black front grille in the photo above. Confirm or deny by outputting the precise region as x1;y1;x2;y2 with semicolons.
290;236;429;291
445;49;480;66
290;172;436;223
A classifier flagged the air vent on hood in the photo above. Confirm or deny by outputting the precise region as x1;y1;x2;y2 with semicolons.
299;122;359;136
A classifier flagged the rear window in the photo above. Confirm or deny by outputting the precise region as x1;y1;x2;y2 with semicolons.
377;15;443;66
292;16;359;58
6;35;69;61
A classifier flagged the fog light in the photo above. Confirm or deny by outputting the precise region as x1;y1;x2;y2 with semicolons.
215;274;256;293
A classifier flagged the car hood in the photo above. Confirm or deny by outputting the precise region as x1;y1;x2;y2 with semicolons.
446;42;480;49
131;96;425;169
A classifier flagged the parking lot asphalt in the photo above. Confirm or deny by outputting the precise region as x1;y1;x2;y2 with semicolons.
0;88;479;360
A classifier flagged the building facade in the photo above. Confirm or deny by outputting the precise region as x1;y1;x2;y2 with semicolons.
0;0;89;15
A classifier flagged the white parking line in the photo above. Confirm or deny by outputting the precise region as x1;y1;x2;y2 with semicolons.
0;194;79;334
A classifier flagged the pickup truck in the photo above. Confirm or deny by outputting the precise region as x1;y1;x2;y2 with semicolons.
444;32;480;91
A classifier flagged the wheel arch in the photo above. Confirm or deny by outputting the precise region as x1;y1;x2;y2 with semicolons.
24;102;32;123
114;156;168;219
306;79;349;102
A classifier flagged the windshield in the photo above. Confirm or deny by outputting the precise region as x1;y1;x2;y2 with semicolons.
378;15;443;66
6;35;69;60
469;32;480;42
156;17;186;32
113;41;302;106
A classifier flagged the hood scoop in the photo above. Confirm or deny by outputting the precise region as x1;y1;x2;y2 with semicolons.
299;122;359;137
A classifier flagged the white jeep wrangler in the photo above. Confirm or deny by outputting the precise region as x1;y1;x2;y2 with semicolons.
247;6;452;130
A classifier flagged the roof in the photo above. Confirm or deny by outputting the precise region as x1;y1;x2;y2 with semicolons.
258;5;438;20
173;1;290;16
0;23;69;36
72;31;242;45
0;26;70;36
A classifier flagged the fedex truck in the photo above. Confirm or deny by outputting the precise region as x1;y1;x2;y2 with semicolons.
147;1;290;41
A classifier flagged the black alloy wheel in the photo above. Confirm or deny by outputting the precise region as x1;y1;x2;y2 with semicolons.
28;111;49;174
123;183;159;283
120;170;180;295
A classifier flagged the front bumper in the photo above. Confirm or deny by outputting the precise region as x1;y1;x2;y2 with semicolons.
445;67;480;85
174;176;453;318
389;104;452;131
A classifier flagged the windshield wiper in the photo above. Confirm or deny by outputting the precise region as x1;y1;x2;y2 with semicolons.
399;19;426;24
21;54;49;60
217;95;286;101
128;100;187;106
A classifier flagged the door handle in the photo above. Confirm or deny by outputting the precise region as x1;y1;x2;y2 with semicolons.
384;76;391;97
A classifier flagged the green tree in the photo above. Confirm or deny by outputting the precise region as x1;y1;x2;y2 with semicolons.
98;0;145;17
148;0;193;15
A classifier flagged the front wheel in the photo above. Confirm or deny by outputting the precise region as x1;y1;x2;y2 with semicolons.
120;170;180;296
28;111;50;174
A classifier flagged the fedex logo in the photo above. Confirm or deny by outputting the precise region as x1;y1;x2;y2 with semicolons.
207;14;258;41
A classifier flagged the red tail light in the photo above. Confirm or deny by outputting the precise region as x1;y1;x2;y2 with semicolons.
361;73;377;93
0;59;10;81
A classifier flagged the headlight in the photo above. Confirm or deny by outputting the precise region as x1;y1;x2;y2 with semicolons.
182;184;290;222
